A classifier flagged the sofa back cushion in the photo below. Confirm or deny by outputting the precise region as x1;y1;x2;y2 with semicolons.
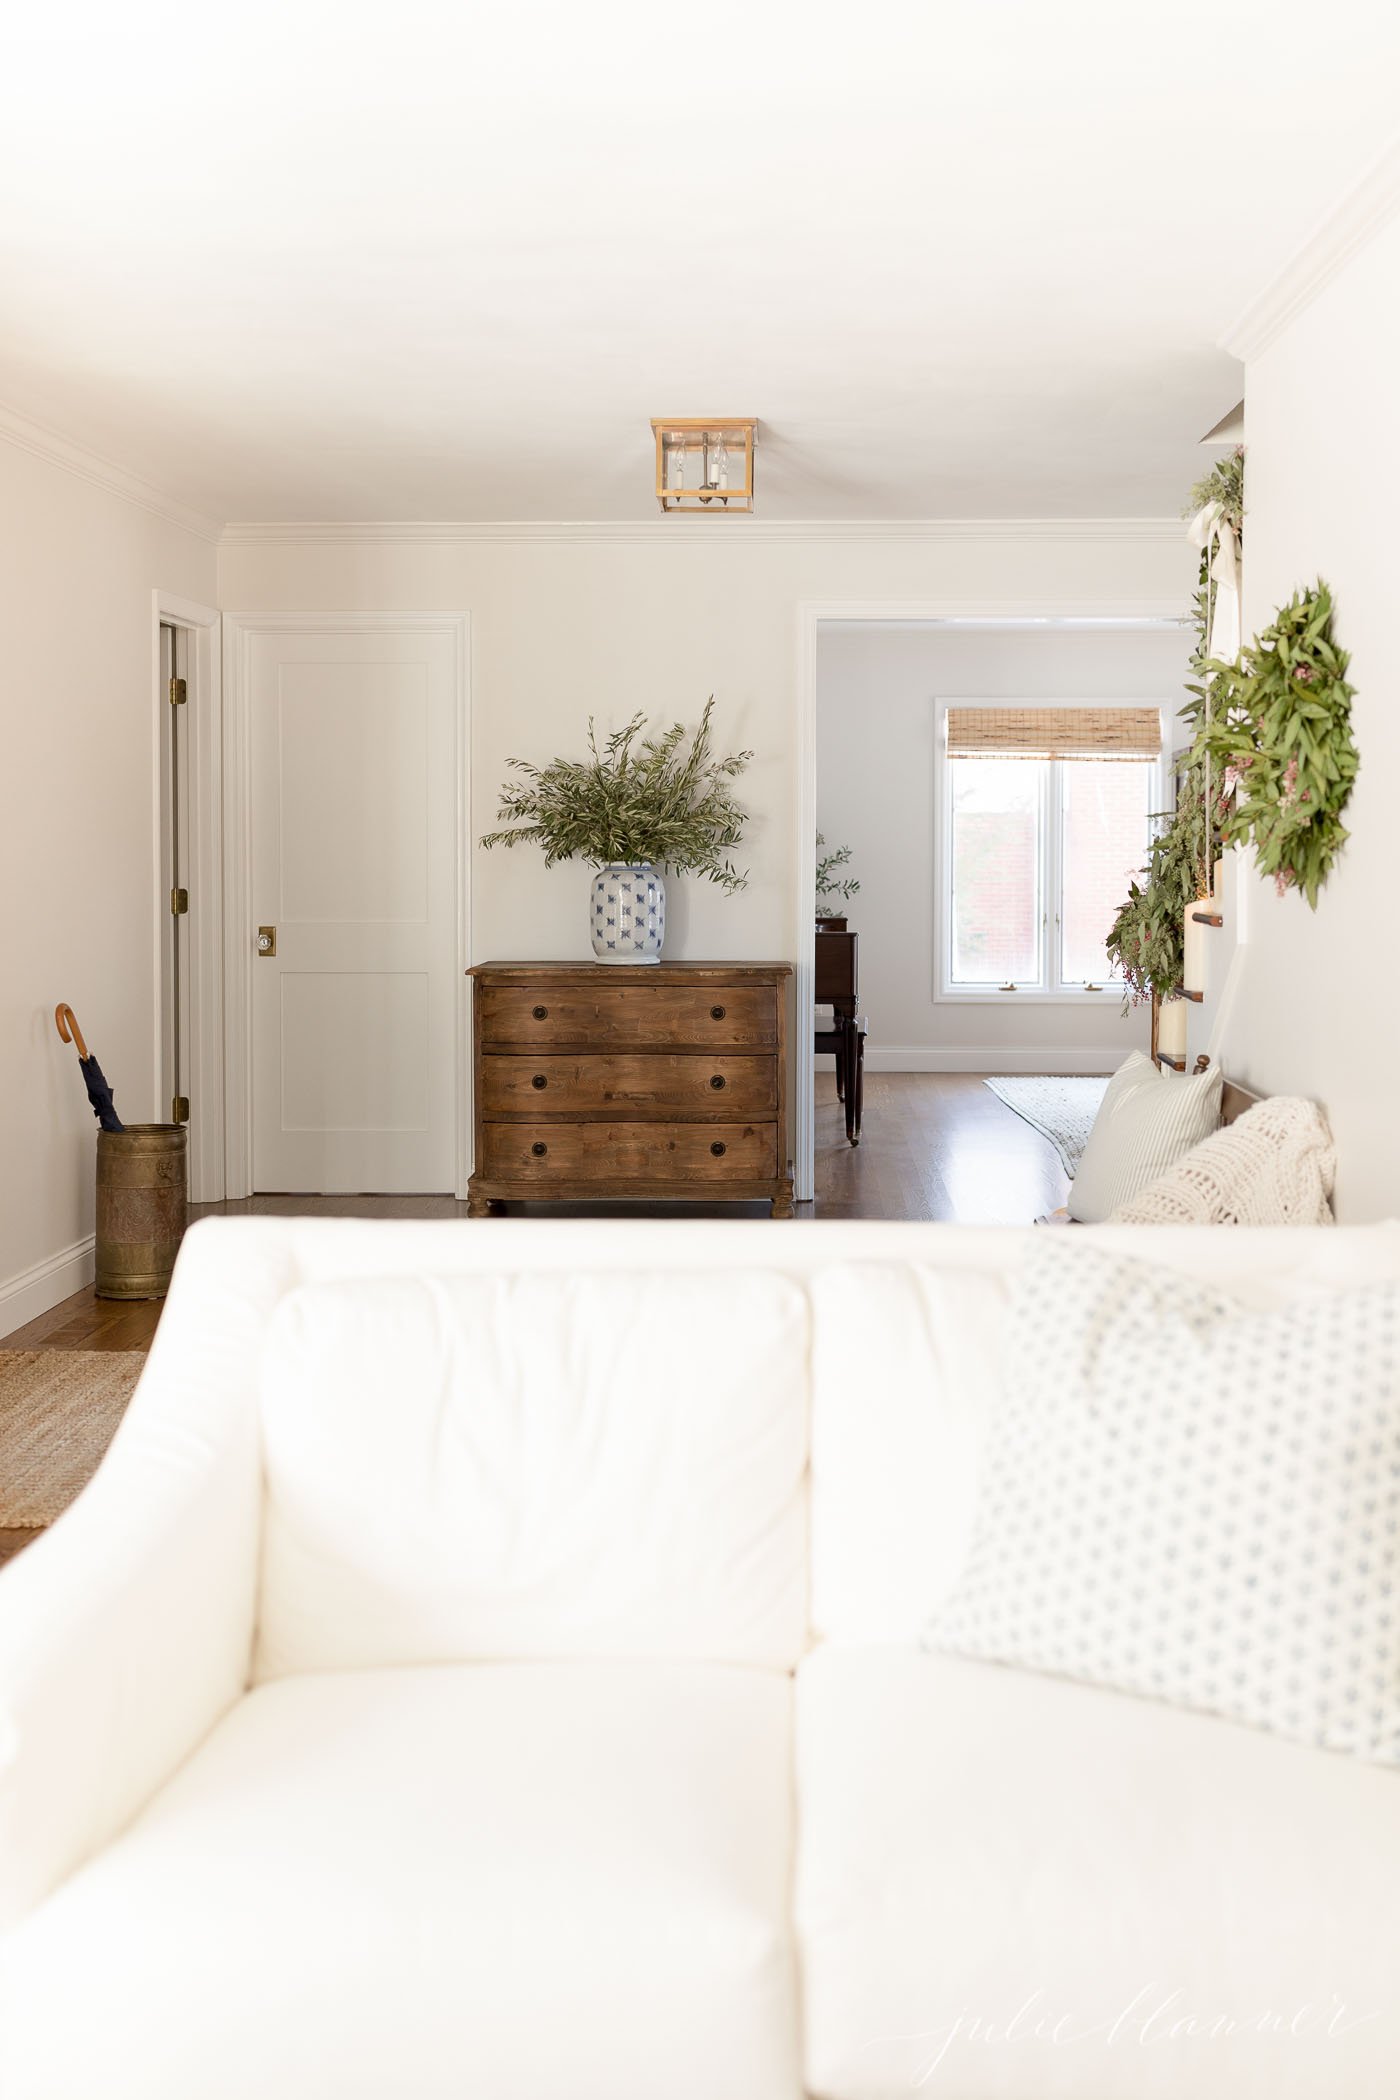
253;1269;809;1680
806;1232;1400;1646
809;1262;1009;1644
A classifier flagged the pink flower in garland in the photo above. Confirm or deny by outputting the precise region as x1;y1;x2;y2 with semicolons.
1293;661;1315;684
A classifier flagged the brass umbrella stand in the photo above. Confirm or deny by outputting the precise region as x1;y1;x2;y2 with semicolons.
55;1003;187;1300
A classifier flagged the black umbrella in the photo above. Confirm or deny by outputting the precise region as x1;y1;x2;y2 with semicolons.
55;1004;124;1132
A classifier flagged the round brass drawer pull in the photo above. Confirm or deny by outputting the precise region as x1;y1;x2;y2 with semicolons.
531;1005;549;1021
531;1142;548;1157
710;1141;727;1157
710;1004;726;1021
709;1074;726;1091
531;1074;548;1089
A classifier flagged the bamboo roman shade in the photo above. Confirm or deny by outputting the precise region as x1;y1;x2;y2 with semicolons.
946;706;1162;760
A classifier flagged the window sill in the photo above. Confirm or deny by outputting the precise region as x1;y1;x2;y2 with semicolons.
935;988;1129;1008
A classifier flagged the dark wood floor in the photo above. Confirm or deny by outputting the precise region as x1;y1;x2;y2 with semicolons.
814;1070;1068;1223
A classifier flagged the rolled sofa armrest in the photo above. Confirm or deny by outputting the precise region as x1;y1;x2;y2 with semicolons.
0;1221;292;1932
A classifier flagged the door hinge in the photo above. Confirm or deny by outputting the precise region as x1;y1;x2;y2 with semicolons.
171;1094;190;1123
169;676;187;707
170;887;189;916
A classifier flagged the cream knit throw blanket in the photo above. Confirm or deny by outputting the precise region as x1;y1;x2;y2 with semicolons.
1110;1097;1335;1226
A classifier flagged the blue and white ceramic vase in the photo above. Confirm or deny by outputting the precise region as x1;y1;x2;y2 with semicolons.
590;862;665;964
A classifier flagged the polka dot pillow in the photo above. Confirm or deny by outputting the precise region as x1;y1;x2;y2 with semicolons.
925;1239;1400;1761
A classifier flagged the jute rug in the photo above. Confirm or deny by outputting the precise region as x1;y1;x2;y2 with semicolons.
0;1351;146;1529
984;1074;1109;1180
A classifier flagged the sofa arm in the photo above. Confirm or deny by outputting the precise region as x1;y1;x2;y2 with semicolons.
0;1222;288;1932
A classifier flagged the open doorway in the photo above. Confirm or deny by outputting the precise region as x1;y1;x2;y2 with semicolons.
799;612;1192;1218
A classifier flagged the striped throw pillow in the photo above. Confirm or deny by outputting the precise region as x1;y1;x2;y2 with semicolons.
1068;1051;1221;1223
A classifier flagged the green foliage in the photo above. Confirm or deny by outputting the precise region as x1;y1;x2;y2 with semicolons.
1184;445;1245;536
815;833;860;908
1106;445;1249;1007
1183;445;1246;730
1105;771;1222;1009
480;697;753;891
1193;581;1358;909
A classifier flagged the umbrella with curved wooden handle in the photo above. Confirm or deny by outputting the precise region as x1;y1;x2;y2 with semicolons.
55;1003;124;1131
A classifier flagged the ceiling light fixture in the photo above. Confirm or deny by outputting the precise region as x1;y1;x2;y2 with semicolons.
651;419;758;512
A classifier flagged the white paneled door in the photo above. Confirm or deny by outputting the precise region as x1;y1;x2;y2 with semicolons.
247;621;462;1193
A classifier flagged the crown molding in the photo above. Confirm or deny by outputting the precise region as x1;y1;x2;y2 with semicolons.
0;400;222;543
219;516;1185;548
1221;133;1400;363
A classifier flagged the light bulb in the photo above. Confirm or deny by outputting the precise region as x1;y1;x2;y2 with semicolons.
712;435;729;490
670;432;685;489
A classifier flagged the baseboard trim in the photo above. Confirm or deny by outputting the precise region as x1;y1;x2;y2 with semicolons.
861;1046;1125;1075
0;1236;96;1340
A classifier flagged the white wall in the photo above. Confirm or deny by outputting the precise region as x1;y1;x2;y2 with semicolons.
817;623;1191;1071
218;525;1193;992
0;436;217;1328
1222;204;1400;1221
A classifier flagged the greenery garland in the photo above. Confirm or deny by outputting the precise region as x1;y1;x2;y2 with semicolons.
1106;447;1356;1013
1193;581;1358;909
480;696;753;891
1105;772;1226;1008
1104;448;1244;1010
1184;446;1245;737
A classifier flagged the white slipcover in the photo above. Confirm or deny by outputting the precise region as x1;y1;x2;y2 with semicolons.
796;1645;1400;2100
256;1268;810;1678
0;1660;799;2100
3;1215;1400;2100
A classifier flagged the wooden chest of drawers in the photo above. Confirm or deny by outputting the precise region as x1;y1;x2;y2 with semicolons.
466;961;794;1217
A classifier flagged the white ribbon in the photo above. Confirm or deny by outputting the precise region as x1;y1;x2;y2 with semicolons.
1186;499;1241;662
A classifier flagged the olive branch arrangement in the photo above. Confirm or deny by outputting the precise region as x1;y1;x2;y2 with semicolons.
480;697;753;892
815;834;860;910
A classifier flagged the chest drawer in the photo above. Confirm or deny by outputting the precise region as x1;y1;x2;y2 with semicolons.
479;1120;778;1183
479;1053;778;1117
476;982;777;1049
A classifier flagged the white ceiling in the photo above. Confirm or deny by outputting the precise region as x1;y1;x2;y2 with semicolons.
2;1;1397;524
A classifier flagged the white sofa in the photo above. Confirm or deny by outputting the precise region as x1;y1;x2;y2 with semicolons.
2;1216;1398;2100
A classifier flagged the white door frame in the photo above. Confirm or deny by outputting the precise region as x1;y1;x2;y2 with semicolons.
152;589;223;1202
794;599;1189;1203
222;612;472;1201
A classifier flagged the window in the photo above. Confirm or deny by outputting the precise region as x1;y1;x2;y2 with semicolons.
939;705;1164;998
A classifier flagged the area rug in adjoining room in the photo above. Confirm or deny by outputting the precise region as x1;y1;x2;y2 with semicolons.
984;1075;1109;1180
0;1351;145;1529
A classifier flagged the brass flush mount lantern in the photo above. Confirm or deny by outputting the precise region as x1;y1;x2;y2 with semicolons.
651;419;758;512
